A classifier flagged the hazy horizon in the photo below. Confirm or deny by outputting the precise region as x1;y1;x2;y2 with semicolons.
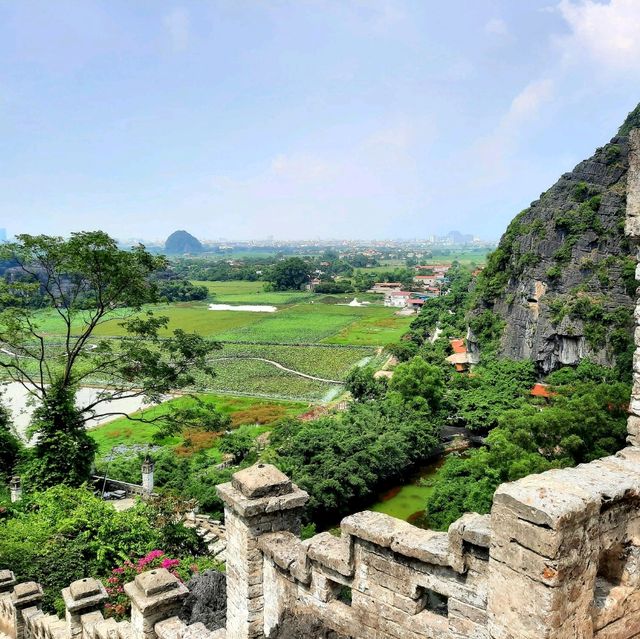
2;1;640;241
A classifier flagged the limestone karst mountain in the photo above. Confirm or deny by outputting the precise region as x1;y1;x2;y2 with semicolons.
165;230;204;255
471;106;640;373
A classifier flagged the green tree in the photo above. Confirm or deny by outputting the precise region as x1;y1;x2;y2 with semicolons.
345;366;387;401
0;485;209;613
271;401;440;520
425;377;628;529
0;397;21;481
219;424;256;464
388;356;444;411
269;257;312;290
0;232;221;488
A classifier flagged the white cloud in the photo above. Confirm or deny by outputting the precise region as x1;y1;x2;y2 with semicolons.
470;79;555;186
484;17;509;36
507;79;555;124
557;0;640;72
177;119;428;238
163;8;190;52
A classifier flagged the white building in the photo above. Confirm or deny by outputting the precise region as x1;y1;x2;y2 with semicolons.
384;291;412;308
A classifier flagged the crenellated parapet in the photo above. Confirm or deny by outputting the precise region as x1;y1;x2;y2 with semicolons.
258;509;491;639
0;570;224;639
2;446;640;639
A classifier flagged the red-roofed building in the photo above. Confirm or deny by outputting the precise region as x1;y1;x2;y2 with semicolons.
450;338;466;354
446;338;472;372
531;383;555;400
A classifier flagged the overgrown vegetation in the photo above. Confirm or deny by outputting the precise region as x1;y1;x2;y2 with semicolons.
0;486;217;614
424;361;629;529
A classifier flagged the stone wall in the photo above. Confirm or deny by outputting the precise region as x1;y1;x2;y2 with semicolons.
3;449;640;639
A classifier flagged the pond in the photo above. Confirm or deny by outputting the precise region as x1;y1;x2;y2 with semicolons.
208;304;277;313
368;456;446;527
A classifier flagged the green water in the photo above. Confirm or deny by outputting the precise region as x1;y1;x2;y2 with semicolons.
369;458;445;525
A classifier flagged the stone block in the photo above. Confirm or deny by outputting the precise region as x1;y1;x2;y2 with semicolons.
258;532;300;572
391;527;449;567
125;569;188;615
232;464;292;499
0;571;15;593
216;482;308;519
63;578;108;614
12;582;43;608
341;510;404;548
492;472;598;529
306;533;353;577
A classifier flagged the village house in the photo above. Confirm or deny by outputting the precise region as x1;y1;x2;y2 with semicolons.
305;277;322;291
383;290;413;307
416;263;451;276
406;296;425;310
371;281;402;293
446;338;472;372
413;274;444;288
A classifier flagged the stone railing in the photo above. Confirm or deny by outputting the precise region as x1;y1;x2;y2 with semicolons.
214;450;640;639
0;568;225;639
4;450;638;639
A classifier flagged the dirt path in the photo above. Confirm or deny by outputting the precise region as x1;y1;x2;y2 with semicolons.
210;356;343;384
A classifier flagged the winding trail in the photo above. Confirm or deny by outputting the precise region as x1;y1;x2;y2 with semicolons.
210;356;343;385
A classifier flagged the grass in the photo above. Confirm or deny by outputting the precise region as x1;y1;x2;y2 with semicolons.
33;304;266;338
193;280;313;305
90;393;308;458
19;282;407;401
323;314;414;346
216;301;403;345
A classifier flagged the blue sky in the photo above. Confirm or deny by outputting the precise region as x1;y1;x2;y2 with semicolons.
1;0;640;242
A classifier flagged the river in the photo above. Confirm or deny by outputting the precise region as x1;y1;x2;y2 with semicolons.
368;456;447;528
2;381;151;444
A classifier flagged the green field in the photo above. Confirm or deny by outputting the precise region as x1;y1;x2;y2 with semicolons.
90;394;308;460
194;280;313;305
25;281;410;401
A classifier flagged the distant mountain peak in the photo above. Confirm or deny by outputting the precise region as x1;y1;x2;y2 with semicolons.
165;230;203;255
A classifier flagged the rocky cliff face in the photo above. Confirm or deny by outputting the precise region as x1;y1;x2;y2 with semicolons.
473;109;640;373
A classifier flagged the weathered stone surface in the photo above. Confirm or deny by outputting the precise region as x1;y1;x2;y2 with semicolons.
258;533;302;572
11;581;43;608
390;527;449;567
492;473;598;529
179;570;226;632
136;570;180;598
306;533;353;577
232;465;292;499
0;571;15;593
216;482;308;519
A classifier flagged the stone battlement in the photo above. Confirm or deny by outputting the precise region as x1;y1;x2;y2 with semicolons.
2;450;640;638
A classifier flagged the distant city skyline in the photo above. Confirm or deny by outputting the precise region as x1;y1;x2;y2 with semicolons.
1;1;640;240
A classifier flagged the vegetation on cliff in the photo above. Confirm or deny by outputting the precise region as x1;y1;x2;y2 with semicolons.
469;108;640;373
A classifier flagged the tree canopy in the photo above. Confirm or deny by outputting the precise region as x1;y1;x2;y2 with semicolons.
0;232;221;487
268;257;312;290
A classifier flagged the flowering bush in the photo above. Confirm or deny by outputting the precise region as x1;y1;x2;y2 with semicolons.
103;550;215;619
